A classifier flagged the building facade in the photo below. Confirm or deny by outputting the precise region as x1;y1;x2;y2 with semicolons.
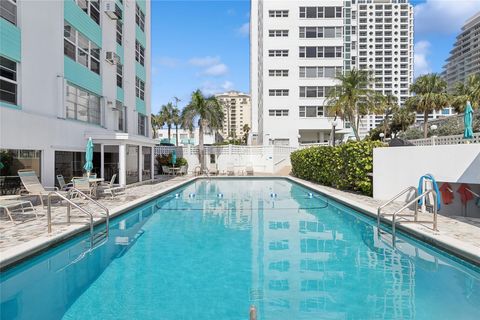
155;127;216;146
250;0;414;146
0;0;155;188
215;91;252;141
443;12;480;92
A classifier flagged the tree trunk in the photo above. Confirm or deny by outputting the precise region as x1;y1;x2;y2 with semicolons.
351;114;361;141
168;125;171;142
175;125;179;146
423;111;429;138
199;121;205;171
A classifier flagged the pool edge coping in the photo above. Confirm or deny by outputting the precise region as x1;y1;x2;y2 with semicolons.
1;175;479;270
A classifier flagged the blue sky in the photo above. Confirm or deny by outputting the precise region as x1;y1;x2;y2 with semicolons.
151;0;480;114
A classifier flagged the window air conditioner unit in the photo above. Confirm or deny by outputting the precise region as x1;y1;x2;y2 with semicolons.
106;51;120;65
104;0;120;20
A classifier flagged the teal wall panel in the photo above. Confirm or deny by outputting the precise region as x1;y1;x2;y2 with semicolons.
64;0;102;47
0;19;21;61
136;25;146;47
136;62;146;81
116;87;124;103
136;97;146;115
136;0;146;13
64;57;102;95
116;44;124;64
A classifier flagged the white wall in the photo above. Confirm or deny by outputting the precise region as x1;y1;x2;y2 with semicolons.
373;145;480;217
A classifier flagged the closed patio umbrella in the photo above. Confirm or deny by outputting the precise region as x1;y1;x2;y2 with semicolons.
83;137;94;176
0;161;4;170
463;101;474;140
171;149;177;167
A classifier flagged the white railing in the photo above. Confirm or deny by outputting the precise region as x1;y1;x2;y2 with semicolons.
299;142;330;149
409;132;480;146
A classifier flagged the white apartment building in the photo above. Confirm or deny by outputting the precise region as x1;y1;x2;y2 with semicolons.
0;0;155;188
215;91;252;141
443;12;480;92
156;127;216;146
250;0;414;145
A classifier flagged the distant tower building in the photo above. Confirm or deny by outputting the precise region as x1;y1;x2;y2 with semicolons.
443;12;480;92
215;91;252;141
250;0;414;145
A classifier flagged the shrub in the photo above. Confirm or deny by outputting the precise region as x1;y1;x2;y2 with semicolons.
291;140;385;196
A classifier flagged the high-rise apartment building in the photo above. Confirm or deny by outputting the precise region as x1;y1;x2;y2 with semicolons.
215;91;252;141
250;0;414;146
443;12;480;92
0;0;155;187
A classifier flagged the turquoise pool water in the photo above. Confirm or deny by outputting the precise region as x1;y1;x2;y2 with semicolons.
1;178;479;319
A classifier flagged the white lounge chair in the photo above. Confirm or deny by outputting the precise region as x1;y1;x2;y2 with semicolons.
56;175;73;191
226;164;235;176
0;197;38;223
101;174;125;199
18;170;66;208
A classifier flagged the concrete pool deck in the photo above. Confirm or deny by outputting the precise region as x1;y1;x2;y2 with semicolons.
1;175;479;270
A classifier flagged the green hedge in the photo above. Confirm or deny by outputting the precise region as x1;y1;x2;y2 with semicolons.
291;141;385;196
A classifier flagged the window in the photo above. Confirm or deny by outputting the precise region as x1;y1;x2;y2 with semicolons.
64;22;100;74
299;6;342;18
136;4;145;32
299;26;342;38
138;114;147;136
268;50;288;57
300;66;341;78
299;86;331;98
116;101;126;132
65;83;101;125
268;109;289;116
269;70;289;77
75;0;100;25
0;0;16;25
116;64;123;88
299;47;342;58
116;19;123;45
0;56;17;105
299;106;324;118
136;77;145;100
269;10;288;17
135;41;145;66
269;30;289;37
269;89;289;96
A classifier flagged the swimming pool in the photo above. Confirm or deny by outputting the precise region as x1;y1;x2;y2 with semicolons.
1;178;479;319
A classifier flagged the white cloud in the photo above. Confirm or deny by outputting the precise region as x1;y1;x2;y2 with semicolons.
200;80;235;95
236;22;250;37
414;0;480;35
202;63;228;77
156;56;180;68
414;40;432;77
188;56;221;67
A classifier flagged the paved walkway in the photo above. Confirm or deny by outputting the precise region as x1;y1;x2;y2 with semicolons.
1;174;479;268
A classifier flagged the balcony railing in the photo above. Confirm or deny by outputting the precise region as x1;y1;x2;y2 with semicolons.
409;132;480;146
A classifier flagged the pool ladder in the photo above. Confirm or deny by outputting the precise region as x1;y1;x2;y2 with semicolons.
377;186;438;245
47;188;109;249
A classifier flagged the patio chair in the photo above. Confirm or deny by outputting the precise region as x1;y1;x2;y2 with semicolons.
226;164;235;176
246;165;254;176
162;166;173;175
72;177;94;197
0;197;38;223
100;174;125;199
194;166;202;176
208;164;219;175
179;165;188;175
18;170;66;208
56;175;73;191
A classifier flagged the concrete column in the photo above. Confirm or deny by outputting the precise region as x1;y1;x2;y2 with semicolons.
150;147;155;179
138;145;143;182
100;144;105;179
119;144;126;186
42;148;56;187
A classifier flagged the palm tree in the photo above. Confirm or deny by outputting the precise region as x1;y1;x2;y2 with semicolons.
382;94;399;138
390;108;416;136
181;89;224;170
242;124;251;145
326;68;384;141
405;74;450;138
151;113;164;139
172;107;181;146
159;102;175;142
451;74;480;112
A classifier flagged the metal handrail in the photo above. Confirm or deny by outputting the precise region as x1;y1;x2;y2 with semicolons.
69;187;109;236
377;186;417;229
391;189;438;244
47;191;95;247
